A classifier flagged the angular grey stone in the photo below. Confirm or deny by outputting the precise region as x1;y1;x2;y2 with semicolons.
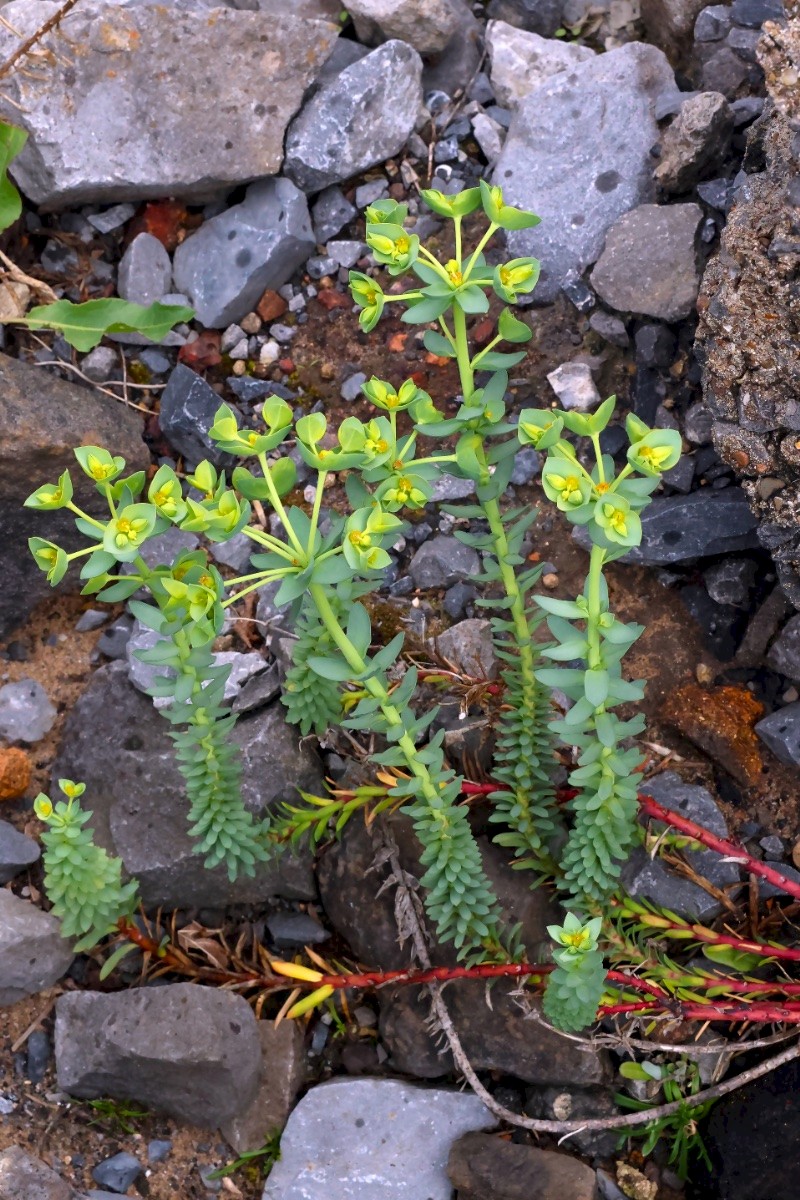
340;371;367;402
0;819;40;884
0;2;339;208
684;400;715;444
53;662;319;907
97;614;134;660
117;233;172;307
0;678;56;743
312;187;357;242
345;0;460;53
409;535;481;588
285;41;423;192
547;361;601;411
266;911;329;947
448;1134;598;1200
701;46;750;97
756;703;800;766
0;352;148;639
158;364;233;467
435;619;498;679
91;1153;142;1195
590;203;703;322
354;178;389;208
487;0;566;37
589;309;629;347
430;474;476;501
421;6;482;98
210;530;254;574
486;19;594;108
261;1078;495;1200
173;179;315;329
642;0;708;49
577;488;759;564
75;609;108;632
695;3;733;39
623;772;741;920
221;1021;306;1154
80;345;119;382
471;111;506;164
510;446;542;484
0;890;74;1006
326;239;365;269
727;25;762;61
0;1147;73;1200
232;662;282;714
55;984;261;1128
654;93;734;193
767;615;800;681
703;558;757;608
493;43;675;302
87;203;137;234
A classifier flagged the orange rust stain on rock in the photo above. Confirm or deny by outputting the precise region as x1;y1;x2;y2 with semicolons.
661;682;764;786
0;748;31;801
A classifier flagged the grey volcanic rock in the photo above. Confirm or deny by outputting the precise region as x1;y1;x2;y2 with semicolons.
486;19;594;108
158;365;234;468
0;351;146;638
591;203;703;321
262;1078;495;1200
53;662;320;907
409;535;480;588
696;17;800;606
0;678;56;743
285;41;423;192
756;703;800;766
0;819;40;884
448;1134;598;1200
0;890;74;1006
767;615;800;681
55;985;261;1128
487;0;566;37
0;1;339;208
221;1021;307;1153
654;92;735;192
0;1147;74;1200
344;0;462;52
173;179;315;328
575;488;759;564
117;233;172;307
493;43;675;302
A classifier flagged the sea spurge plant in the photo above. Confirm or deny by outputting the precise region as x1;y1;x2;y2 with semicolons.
35;780;139;950
29;183;682;1029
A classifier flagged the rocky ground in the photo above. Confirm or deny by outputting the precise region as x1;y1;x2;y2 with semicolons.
1;0;800;1197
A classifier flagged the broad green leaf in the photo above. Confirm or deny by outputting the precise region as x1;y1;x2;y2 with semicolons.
21;298;194;351
0;121;27;234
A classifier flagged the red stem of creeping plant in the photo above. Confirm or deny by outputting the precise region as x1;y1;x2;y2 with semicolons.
462;781;800;904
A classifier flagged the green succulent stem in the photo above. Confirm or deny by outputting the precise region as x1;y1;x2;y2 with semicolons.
586;544;606;670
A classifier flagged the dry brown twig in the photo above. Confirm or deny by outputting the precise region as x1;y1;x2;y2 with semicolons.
378;820;800;1135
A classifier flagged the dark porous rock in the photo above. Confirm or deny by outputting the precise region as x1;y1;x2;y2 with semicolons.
699;1055;800;1200
590;203;703;321
447;1132;597;1200
654;91;734;193
53;662;319;907
434;619;498;678
680;583;746;659
696;19;800;606
574;488;759;563
0;352;147;639
695;4;734;40
0;1146;74;1200
730;0;785;26
409;534;481;588
703;557;758;607
158;364;235;470
755;701;800;766
0;890;74;1006
767;614;800;680
700;45;752;97
622;771;740;919
318;812;559;971
55;984;260;1128
525;1085;620;1158
0;819;40;883
380;984;611;1084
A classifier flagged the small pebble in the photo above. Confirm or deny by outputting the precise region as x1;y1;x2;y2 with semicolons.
91;1151;142;1193
147;1139;173;1163
340;371;367;402
75;609;107;632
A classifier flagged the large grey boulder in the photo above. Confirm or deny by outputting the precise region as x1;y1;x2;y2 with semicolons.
284;40;423;192
492;42;675;302
486;19;594;108
0;352;147;639
53;661;320;907
590;203;703;322
262;1078;495;1200
0;890;74;1006
0;1;339;207
55;985;261;1128
173;178;315;328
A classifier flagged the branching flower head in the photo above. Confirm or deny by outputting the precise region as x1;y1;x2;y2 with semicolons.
102;503;157;561
209;399;292;456
541;457;591;513
343;505;402;572
593;494;642;547
361;376;420;412
74;445;125;484
365;222;419;275
148;464;187;523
